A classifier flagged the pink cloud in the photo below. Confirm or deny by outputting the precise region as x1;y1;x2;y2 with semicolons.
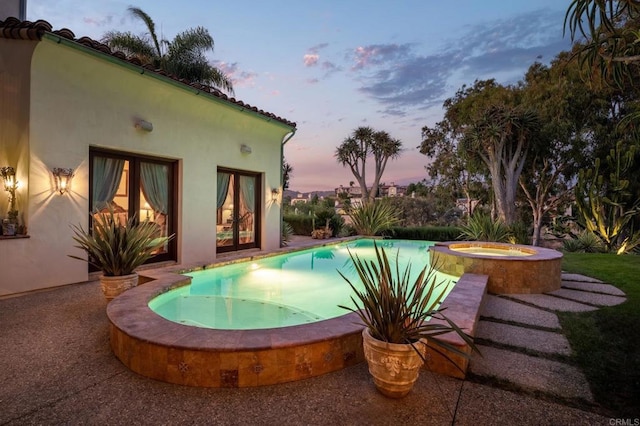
215;61;257;88
352;46;378;70
303;54;319;67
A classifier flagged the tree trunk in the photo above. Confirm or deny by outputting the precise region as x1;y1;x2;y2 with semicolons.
532;208;542;246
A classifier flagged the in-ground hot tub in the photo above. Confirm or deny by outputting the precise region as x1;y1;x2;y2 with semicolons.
429;241;563;294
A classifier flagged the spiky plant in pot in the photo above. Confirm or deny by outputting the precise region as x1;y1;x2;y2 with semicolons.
338;242;478;398
69;209;173;301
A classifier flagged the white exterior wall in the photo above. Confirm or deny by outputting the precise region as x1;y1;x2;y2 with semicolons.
0;38;291;296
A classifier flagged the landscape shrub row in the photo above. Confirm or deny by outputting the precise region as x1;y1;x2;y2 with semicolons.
283;214;314;236
387;226;461;241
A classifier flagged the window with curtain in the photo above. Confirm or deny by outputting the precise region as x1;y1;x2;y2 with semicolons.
217;168;260;253
90;149;177;263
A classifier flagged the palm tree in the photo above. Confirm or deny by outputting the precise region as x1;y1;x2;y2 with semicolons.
102;7;233;94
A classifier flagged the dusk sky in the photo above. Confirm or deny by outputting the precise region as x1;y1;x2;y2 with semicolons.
27;1;575;192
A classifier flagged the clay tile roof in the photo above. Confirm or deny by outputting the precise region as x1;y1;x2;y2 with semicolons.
0;17;296;128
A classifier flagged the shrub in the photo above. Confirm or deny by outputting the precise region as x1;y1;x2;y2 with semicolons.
393;197;436;226
315;208;344;237
576;230;605;253
562;238;584;253
459;211;511;242
338;224;356;238
283;214;314;235
281;221;294;246
508;221;531;245
349;200;401;236
388;226;461;241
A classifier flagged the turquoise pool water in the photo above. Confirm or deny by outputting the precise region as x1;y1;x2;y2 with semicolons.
452;247;533;257
149;239;456;330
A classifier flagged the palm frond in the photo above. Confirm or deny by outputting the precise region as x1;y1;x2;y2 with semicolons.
170;26;214;54
127;6;162;57
102;31;156;61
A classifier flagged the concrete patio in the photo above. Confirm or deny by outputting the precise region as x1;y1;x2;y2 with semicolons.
0;238;622;425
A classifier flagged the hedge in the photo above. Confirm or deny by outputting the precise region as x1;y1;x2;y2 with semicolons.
387;226;461;241
283;214;314;236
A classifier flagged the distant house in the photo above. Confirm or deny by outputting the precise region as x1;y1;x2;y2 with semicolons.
456;198;479;215
335;182;407;200
0;18;296;296
290;193;310;205
378;182;407;197
335;184;362;198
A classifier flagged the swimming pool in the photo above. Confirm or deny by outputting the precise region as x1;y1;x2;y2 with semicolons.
149;239;456;330
107;237;487;387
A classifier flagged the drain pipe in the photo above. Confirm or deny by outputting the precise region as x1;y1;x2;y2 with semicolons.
279;129;296;247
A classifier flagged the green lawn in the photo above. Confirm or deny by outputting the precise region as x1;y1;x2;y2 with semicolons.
561;253;640;417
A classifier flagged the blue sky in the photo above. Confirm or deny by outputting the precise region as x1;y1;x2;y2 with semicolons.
27;1;574;192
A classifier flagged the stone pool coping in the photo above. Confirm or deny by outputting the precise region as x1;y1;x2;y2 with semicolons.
432;241;563;260
107;239;488;387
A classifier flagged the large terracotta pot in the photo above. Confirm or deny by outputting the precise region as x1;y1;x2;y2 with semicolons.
100;273;138;302
362;328;426;398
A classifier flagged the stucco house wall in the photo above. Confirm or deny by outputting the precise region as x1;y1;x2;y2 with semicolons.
0;25;294;296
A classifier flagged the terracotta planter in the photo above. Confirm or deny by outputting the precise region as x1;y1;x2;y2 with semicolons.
100;273;138;302
362;328;426;398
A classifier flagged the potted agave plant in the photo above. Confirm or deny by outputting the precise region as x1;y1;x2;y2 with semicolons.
339;242;477;398
69;209;173;302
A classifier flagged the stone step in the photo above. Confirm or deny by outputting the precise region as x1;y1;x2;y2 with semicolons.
561;273;603;283
480;295;561;329
476;321;572;356
561;280;626;297
549;288;626;307
507;294;598;312
469;345;593;402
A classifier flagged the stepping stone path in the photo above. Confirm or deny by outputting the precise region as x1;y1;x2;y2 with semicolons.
481;294;561;329
470;273;626;406
548;288;627;307
476;321;571;356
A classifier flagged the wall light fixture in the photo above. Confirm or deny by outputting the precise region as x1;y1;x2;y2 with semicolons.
1;166;18;216
52;167;75;195
135;119;153;132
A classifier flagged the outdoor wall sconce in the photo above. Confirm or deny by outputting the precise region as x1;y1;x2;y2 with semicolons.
271;188;280;201
52;167;75;195
1;166;18;218
1;166;16;192
135;119;153;132
240;144;252;154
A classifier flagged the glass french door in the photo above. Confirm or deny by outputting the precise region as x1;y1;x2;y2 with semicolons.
89;149;178;265
216;169;261;253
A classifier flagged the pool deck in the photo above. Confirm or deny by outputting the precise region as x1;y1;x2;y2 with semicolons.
0;236;623;424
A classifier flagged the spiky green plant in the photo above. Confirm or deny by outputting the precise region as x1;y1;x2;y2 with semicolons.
69;210;173;276
281;221;294;246
562;238;584;253
458;211;511;242
576;230;605;253
348;200;400;236
338;242;478;365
